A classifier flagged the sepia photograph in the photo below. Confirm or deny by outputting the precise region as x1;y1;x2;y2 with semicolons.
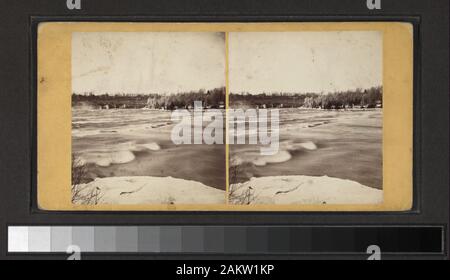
228;31;384;205
36;22;413;211
71;32;227;205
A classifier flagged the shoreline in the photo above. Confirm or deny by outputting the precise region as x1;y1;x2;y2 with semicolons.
74;174;382;206
74;176;226;205
230;175;383;205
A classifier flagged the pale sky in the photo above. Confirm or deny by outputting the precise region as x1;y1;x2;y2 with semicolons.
229;31;383;94
72;32;226;95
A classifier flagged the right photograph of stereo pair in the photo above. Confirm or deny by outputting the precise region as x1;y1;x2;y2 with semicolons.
228;31;383;205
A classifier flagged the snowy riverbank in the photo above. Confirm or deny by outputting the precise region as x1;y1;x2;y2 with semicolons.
230;175;383;205
75;176;226;205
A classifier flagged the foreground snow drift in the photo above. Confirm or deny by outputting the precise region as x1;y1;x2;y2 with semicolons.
230;176;383;205
76;175;382;206
77;176;225;205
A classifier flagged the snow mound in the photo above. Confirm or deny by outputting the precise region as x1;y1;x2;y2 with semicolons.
76;176;225;205
81;150;136;167
78;142;162;167
142;142;161;151
280;140;318;151
252;151;293;166
230;140;318;167
230;176;382;205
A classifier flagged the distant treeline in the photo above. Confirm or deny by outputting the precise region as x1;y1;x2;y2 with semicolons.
147;87;225;110
72;93;148;109
72;87;225;110
73;86;381;110
230;86;383;110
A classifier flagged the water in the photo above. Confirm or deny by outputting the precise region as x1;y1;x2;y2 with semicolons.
73;108;382;191
230;109;383;189
72;109;226;190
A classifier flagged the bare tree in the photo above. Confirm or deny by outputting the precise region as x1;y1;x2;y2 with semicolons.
71;155;103;205
228;164;257;205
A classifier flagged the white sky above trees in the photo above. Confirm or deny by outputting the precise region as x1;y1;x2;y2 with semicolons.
229;31;382;94
72;31;382;95
72;32;226;95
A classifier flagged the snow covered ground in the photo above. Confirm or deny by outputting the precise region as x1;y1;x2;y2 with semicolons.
76;176;226;205
230;175;383;205
75;175;382;206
